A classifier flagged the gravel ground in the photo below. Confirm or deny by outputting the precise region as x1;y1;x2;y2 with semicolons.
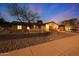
0;32;76;53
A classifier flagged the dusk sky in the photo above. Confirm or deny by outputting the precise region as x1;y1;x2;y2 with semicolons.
0;3;79;24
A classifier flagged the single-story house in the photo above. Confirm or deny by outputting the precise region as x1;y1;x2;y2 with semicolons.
44;22;59;32
0;21;59;33
0;21;45;33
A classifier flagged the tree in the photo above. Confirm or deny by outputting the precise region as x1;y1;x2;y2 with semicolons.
7;4;40;23
0;18;6;23
0;11;5;23
0;18;10;31
37;20;43;24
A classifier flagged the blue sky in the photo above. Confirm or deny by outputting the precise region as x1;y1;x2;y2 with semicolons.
0;3;79;24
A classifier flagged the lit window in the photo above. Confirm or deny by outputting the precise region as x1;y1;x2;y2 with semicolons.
17;25;22;30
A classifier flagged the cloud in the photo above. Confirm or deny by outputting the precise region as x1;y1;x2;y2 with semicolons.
28;4;43;15
49;5;78;24
49;5;58;10
31;8;42;15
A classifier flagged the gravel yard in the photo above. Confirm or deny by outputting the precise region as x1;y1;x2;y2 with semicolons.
0;32;76;53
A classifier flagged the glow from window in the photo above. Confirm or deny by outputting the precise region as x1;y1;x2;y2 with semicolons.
17;25;22;30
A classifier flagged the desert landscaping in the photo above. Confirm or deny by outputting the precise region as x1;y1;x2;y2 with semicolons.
0;31;78;56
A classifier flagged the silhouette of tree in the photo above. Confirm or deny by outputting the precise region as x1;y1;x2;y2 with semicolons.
7;4;40;23
37;20;43;24
0;18;6;23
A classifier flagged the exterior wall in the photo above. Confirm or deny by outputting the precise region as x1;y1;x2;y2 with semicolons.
14;25;27;32
44;24;49;32
9;24;44;33
46;22;58;31
0;26;4;31
65;25;72;31
30;25;44;32
6;25;27;33
43;22;59;32
49;23;58;31
10;25;16;32
59;26;65;31
77;27;79;30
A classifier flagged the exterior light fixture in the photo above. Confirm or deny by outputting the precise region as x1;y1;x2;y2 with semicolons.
27;26;30;31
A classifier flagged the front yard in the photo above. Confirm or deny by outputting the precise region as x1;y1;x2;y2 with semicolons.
0;31;77;53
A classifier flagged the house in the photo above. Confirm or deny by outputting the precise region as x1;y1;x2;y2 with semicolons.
0;20;59;34
44;22;59;32
61;18;78;32
0;21;45;33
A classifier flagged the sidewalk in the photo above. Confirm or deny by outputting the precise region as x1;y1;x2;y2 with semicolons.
0;34;79;56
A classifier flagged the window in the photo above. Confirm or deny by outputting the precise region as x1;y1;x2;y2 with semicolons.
17;25;22;30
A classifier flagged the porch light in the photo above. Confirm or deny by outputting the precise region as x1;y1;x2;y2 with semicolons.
27;26;30;30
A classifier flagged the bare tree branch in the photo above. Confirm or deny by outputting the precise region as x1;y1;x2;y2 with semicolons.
7;4;41;23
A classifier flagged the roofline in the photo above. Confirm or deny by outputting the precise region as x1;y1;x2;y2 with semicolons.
44;21;58;25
